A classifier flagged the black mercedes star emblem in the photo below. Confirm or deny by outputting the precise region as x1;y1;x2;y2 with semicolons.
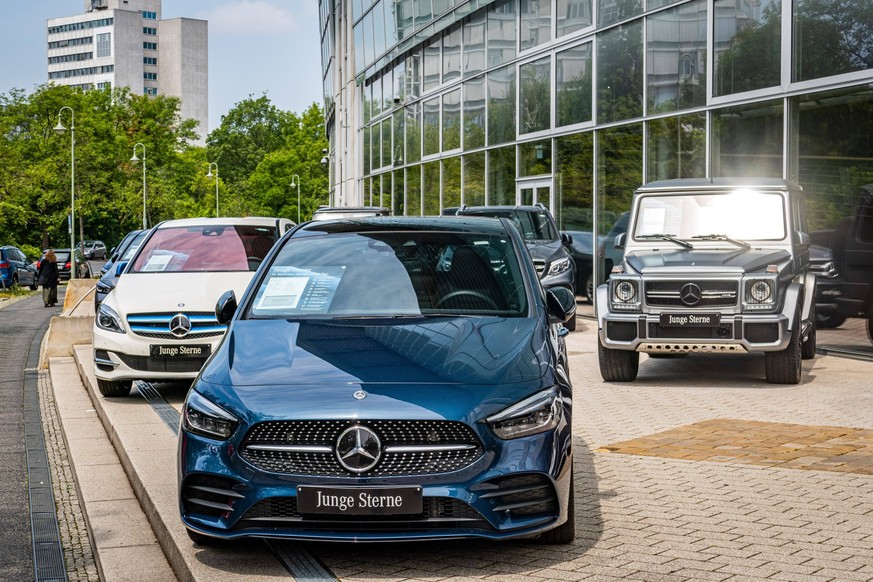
680;283;702;306
169;313;192;338
336;426;381;473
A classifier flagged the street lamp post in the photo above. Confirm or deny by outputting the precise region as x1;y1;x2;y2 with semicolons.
206;162;219;217
131;143;147;229
290;174;301;224
54;106;76;279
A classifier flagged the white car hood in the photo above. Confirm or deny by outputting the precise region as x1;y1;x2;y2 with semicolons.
107;271;255;314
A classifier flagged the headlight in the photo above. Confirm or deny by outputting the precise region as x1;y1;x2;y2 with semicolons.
96;281;113;294
182;391;239;440
486;388;561;439
749;280;773;302
614;280;637;302
546;257;571;276
96;304;124;333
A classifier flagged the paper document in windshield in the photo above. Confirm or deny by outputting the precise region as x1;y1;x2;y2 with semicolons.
254;266;345;313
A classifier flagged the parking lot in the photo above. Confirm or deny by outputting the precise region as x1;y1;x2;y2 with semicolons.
47;312;873;582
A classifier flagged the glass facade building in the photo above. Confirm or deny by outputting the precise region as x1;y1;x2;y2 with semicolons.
320;0;873;357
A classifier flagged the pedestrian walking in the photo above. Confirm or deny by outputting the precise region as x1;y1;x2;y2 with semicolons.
37;249;60;307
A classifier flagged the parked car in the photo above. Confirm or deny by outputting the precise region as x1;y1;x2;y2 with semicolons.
311;206;392;221
832;183;873;341
79;239;107;260
95;229;150;312
562;230;602;303
38;248;90;281
456;204;577;330
597;178;816;385
808;244;846;329
101;230;144;276
92;217;293;397
178;216;576;545
598;211;630;282
0;245;38;290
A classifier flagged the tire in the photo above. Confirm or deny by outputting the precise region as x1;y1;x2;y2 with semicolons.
565;315;577;332
97;378;132;397
584;274;594;304
186;528;220;546
765;310;802;384
538;467;575;544
801;303;816;360
816;311;846;329
867;316;873;344
598;339;639;382
29;278;38;291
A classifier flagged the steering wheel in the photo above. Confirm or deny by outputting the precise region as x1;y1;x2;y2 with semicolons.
435;290;500;310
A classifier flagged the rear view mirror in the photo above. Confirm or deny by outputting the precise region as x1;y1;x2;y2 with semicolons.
561;232;573;245
215;290;238;325
114;261;128;277
614;233;626;249
546;287;576;325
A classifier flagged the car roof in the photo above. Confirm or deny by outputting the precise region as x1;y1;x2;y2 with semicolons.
153;217;286;229
637;178;801;193
459;205;550;213
313;206;391;213
295;216;512;236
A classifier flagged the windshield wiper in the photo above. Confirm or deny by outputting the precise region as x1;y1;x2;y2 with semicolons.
636;234;694;250
690;234;751;249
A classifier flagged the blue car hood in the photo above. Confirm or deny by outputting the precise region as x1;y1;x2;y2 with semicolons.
197;317;553;422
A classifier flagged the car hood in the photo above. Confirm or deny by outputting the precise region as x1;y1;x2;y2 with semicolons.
109;272;255;313
524;239;566;263
625;248;791;275
196;317;553;422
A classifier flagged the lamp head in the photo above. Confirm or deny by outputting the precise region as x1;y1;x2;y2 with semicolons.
206;170;214;178
321;156;329;165
130;153;140;162
53;120;67;135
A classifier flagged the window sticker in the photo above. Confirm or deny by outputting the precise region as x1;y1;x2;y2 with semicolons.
253;266;346;314
142;253;173;272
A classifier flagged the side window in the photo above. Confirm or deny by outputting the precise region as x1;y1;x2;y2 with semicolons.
858;197;873;243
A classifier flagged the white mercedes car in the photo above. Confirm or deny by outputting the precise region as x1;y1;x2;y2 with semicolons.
92;217;294;396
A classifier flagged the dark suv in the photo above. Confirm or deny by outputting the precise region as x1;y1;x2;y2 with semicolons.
457;204;577;330
832;184;873;341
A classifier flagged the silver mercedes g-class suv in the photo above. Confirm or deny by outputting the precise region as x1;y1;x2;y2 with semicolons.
597;178;817;384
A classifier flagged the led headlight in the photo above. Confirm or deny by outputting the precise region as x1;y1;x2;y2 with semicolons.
96;281;113;294
182;391;239;440
486;388;561;439
96;304;124;333
614;280;637;302
546;257;572;276
750;280;772;302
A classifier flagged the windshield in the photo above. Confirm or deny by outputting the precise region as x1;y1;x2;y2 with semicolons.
468;210;558;241
130;224;277;273
634;191;787;242
247;231;529;318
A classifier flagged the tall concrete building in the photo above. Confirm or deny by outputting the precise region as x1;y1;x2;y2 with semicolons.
47;0;208;141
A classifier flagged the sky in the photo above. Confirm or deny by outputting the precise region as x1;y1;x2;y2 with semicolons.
0;0;324;134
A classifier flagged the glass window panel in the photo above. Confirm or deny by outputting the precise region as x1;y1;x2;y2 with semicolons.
443;28;462;83
424;37;441;92
406;103;421;163
423;97;441;156
488;65;517;146
520;0;552;51
406;52;422;99
363;80;373;124
557;0;592;36
712;100;783;177
372;1;387;60
382;68;394;110
464;12;486;77
434;0;452;15
381;117;392;168
487;0;517;69
424;160;441;214
646;0;707;114
520;139;552;176
393;169;405;215
488;145;516;205
363;11;376;65
646;113;706;181
713;0;781;97
556;43;592;127
372;121;382;168
416;0;434;30
520;56;551;134
363;125;371;175
397;0;415;41
464;75;487;150
556;132;594;231
597;20;643;123
464;152;486;205
793;0;873;82
384;0;398;49
364;176;372;206
597;124;642;280
393;109;405;165
598;0;641;27
353;0;365;22
443;89;462;151
443;156;462;210
373;74;383;116
381;171;392;207
394;60;406;104
407;165;422;215
354;22;366;73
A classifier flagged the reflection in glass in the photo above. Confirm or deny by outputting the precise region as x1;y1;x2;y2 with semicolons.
382;68;393;111
488;65;516;146
488;145;516;205
520;0;552;51
381;117;391;168
714;0;781;97
433;0;452;16
397;0;415;41
364;176;371;206
393;169;405;216
443;157;462;209
415;0;433;28
406;52;422;99
405;103;421;163
381;170;392;207
597;124;642;236
557;0;592;37
354;22;365;73
372;74;383;117
464;11;486;77
556;44;592;127
407;165;422;215
520;56;551;135
646;0;707;114
488;0;517;69
372;0;387;61
597;20;643;123
555;132;594;230
464;152;486;205
712;100;783;177
393;110;404;165
520;140;552;176
443;89;462;151
363;126;371;175
372;122;382;169
423;97;440;156
646;113;706;181
363;11;375;65
443;28;461;84
793;0;873;82
424;37;441;93
464;75;486;150
424;160;441;214
394;60;406;105
598;0;641;28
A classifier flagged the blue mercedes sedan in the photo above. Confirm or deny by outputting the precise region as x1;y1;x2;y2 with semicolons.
178;216;577;544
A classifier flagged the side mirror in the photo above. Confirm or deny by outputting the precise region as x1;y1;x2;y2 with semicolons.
795;231;810;246
614;233;626;249
546;286;577;325
109;246;116;255
561;232;573;245
114;261;128;277
215;290;238;325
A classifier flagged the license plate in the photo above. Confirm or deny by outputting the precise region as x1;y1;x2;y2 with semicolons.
149;344;211;358
659;313;721;327
297;485;423;516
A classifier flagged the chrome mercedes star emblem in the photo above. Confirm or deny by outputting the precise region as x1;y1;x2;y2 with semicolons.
353;390;367;400
680;283;702;306
169;313;192;338
335;426;381;473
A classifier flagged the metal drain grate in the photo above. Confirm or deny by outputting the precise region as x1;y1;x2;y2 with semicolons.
266;540;338;581
135;381;181;435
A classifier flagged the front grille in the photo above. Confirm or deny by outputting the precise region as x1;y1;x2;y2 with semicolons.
606;321;638;342
648;322;733;339
474;473;558;519
240;420;484;477
532;259;546;277
116;353;207;373
126;312;226;340
235;497;491;531
745;322;779;343
645;280;738;307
